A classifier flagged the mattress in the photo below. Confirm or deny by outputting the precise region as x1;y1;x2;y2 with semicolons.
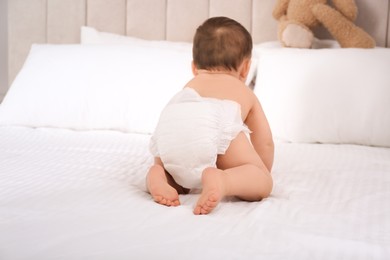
1;126;389;259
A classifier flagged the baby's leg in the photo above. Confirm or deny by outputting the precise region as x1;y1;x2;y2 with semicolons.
194;132;273;215
147;158;183;207
147;165;180;206
193;167;226;215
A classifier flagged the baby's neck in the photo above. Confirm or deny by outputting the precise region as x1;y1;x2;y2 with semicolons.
196;69;240;79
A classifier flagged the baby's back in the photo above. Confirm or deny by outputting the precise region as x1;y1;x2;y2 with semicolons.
185;73;254;121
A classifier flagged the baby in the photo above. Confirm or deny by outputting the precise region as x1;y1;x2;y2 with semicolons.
146;16;274;215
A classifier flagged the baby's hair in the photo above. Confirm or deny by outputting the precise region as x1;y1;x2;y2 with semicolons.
192;16;252;71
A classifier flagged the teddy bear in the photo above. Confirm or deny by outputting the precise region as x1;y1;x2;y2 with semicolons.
272;0;376;48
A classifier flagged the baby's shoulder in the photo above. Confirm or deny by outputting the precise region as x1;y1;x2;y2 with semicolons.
235;81;257;102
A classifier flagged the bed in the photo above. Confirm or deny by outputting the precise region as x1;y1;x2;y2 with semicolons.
1;0;390;259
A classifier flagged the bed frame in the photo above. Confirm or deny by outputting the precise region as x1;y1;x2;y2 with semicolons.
7;0;390;90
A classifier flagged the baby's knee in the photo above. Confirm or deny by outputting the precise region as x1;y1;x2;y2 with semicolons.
260;170;273;198
252;164;273;199
262;179;273;198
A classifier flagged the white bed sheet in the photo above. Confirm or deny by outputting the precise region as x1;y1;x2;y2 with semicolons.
1;126;389;260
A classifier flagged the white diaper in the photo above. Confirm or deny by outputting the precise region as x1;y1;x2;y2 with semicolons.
149;88;250;189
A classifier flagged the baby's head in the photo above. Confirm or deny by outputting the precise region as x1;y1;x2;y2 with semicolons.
192;16;252;72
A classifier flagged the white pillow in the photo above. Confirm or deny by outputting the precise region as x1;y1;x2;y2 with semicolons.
0;44;193;133
81;26;192;51
255;39;340;49
81;26;257;87
254;45;390;147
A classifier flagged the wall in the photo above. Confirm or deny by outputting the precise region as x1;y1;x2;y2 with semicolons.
0;0;7;102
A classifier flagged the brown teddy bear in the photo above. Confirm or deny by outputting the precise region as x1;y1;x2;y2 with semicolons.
272;0;376;48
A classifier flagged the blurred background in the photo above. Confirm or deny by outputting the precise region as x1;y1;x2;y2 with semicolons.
0;0;7;102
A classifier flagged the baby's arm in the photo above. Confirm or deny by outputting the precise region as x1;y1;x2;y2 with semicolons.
245;97;274;172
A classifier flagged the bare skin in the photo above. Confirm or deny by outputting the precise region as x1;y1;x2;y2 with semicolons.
193;132;273;214
147;158;190;206
147;164;180;206
147;59;274;214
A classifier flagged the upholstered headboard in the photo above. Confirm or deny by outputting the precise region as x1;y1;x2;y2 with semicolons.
7;0;390;92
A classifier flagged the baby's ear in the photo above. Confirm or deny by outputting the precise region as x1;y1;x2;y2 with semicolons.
239;58;251;81
191;61;198;76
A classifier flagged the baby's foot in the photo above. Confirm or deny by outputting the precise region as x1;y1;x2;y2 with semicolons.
147;168;180;207
193;168;225;215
